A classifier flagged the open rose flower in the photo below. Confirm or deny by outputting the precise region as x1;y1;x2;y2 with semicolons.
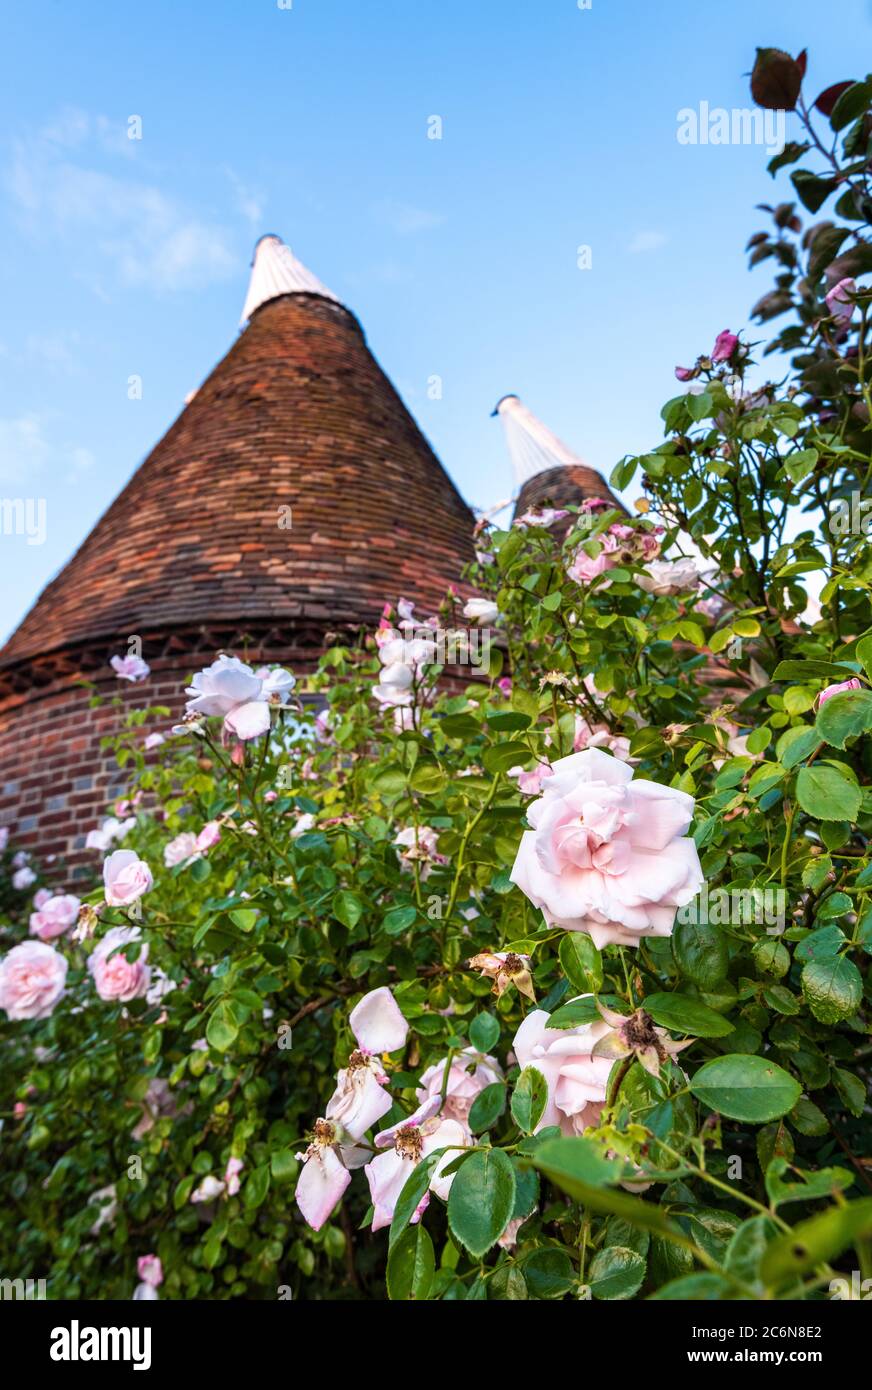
515;507;569;530
164;833;199;868
365;1098;469;1232
12;865;36;891
825;277;856;326
29;893;80;941
567;532;621;586
103;850;153;907
510;747;703;948
462;597;500;625
415;1048;504;1127
111;653;150;682
513;1001;616;1135
88;926;151;1002
394;825;447;879
711;329;739;362
0;940;68;1020
636;557;699;597
185;654;293;741
294;1118;371;1231
86;816;135;852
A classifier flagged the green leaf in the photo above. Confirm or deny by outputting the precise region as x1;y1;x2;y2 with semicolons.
447;1149;516;1258
467;1082;507;1133
482;741;530;774
559;934;603;994
689;1054;801;1123
764;1156;854;1208
772;660;857;682
332;890;365;930
530;1138;679;1237
206;1001;239;1053
672;920;728;988
521;1248;573;1298
830;79;872;131
243;1164;270;1210
511;1066;548;1134
229;908;258;933
643;992;734;1038
439;714;481;739
386;1223;435;1301
776;725;819;769
791;169;838;213
760;1198;872;1287
815;688;872;749
724;1215;779;1289
649;1273;733;1300
382;905;418;937
588;1245;646;1301
468;1011;500;1052
801;955;862;1023
486;711;532;732
796;763;861;822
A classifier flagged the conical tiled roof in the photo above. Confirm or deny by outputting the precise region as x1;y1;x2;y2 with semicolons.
0;242;475;682
492;394;620;520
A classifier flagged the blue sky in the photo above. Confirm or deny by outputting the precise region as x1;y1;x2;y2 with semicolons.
0;0;867;643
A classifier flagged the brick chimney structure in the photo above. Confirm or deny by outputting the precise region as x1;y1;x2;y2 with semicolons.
492;394;621;523
0;236;476;874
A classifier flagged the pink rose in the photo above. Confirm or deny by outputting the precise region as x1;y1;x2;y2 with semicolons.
185;655;292;742
510;747;704;948
509;763;553;796
111;653;150;682
513;1003;614;1135
163;833;199;868
365;1100;469;1232
636;557;699;596
12;865;36;891
0;940;68;1020
195;820;222;853
567;532;621;585
29;893;80;941
143;732;165;751
88;926;151;1002
415;1048;503;1128
224;1156;244;1197
818;677;862;707
103;849;153;907
33;887;52;909
711;330;739;362
137;1254;163;1288
825;277;856;326
674;365;695;382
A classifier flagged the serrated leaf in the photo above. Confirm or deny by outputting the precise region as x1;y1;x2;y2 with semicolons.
447;1149;516;1257
511;1066;548;1134
689;1054;801;1123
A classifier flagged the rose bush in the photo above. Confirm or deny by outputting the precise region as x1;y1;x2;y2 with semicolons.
1;46;872;1301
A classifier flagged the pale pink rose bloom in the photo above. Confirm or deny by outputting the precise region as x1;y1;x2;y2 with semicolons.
88;926;151;1002
394;825;446;878
416;1048;503;1127
515;507;569;529
393;706;415;732
111;653;150;682
190;1174;226;1204
711;329;739;362
510;747;703;949
264;789;278;802
103;849;152;907
86;816;135;852
674;365;695;382
29;893;80;941
12;865;36;891
509;763;553;796
818;677;862;706
137;1255;163;1288
185;654;285;742
314;709;333;743
224;1156;244;1197
513;1002;615;1135
163;832;199;868
573;718;634;763
33;887;52;909
825;277;856;325
195;820;222;853
143;732;165;751
290;812;316;839
326;1053;394;1139
365;1101;469;1232
462;597;500;625
636;557;699;596
0;940;68;1020
295;1136;354;1231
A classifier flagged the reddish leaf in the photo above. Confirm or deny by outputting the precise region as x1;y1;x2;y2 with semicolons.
750;48;803;111
814;81;854;117
795;49;808;79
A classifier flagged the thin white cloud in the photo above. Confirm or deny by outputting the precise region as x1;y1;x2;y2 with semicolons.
6;110;237;293
627;230;668;254
0;414;95;486
224;166;265;234
371;198;445;235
